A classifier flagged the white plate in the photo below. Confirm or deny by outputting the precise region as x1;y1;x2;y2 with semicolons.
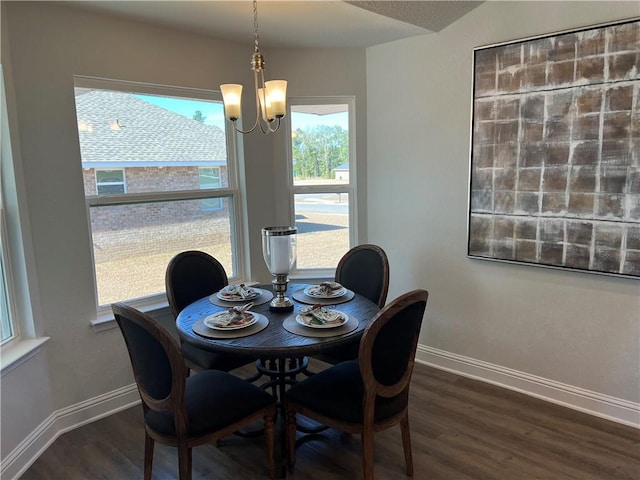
304;284;347;298
216;287;261;302
296;311;348;329
204;311;257;330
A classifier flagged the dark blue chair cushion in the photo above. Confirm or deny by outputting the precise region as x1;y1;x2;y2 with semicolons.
119;315;173;400
371;302;423;386
170;254;227;313
146;370;274;437
285;361;407;424
338;249;385;306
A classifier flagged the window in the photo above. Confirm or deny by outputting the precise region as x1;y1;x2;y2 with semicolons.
0;65;17;346
288;99;355;272
0;207;15;345
96;169;125;195
74;78;242;310
1;64;48;365
199;167;223;211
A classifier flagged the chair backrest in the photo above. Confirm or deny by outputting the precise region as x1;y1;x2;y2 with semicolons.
112;302;187;417
166;250;229;318
358;289;428;415
335;244;389;308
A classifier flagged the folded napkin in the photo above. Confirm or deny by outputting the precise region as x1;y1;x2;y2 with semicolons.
208;306;254;328
219;284;255;299
308;281;344;296
299;305;344;326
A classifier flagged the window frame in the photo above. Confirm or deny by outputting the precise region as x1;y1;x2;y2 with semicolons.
0;63;50;370
73;76;245;317
285;96;357;277
0;66;18;348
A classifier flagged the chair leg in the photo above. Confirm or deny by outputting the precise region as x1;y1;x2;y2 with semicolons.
143;432;154;480
286;409;297;472
361;428;375;480
400;413;414;476
177;444;192;480
264;409;276;479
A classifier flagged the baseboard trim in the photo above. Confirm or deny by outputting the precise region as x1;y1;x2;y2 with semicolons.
416;345;640;429
1;384;140;480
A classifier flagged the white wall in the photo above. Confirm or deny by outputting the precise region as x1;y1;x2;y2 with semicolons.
0;1;366;470
367;0;640;413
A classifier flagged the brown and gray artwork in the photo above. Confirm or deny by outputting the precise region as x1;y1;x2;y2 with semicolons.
469;19;639;277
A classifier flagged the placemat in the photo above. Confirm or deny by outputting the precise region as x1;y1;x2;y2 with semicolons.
291;288;355;305
193;313;269;339
209;288;274;307
282;313;358;338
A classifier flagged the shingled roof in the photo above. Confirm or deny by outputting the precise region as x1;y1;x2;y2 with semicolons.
75;90;227;167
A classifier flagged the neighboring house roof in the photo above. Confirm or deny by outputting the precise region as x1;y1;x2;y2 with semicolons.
333;163;349;171
75;90;227;167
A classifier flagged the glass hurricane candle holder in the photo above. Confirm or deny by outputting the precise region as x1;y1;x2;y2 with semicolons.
262;226;297;311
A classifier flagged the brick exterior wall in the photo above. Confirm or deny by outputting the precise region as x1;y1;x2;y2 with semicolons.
83;166;231;262
82;166;228;195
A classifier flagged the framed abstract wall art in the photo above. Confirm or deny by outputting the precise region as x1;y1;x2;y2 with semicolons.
467;18;640;278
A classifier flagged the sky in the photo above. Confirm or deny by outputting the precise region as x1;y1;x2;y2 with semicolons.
292;111;348;131
135;94;227;129
135;94;349;132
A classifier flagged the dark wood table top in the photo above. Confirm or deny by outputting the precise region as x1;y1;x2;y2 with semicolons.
176;283;380;359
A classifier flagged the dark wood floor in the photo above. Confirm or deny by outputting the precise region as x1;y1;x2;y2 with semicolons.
21;363;640;480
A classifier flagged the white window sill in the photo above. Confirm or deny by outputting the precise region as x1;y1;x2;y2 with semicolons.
91;314;119;333
91;299;171;333
1;337;50;376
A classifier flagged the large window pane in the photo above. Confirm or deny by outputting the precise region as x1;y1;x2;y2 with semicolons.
74;80;240;308
90;198;233;305
295;193;349;269
291;105;349;187
75;90;229;195
290;101;353;271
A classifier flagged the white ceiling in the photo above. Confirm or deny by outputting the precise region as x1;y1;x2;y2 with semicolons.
67;0;483;49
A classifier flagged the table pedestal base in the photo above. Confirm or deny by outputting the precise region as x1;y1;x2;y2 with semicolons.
257;356;308;404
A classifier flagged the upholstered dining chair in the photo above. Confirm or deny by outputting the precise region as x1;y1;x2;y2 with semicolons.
285;289;428;480
313;244;390;365
165;250;258;373
111;302;276;480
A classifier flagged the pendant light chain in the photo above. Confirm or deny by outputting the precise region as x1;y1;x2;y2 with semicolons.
253;0;260;53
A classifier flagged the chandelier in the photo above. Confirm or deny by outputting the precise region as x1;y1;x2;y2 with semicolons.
220;0;287;135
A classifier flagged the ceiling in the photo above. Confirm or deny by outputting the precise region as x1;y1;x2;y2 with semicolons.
68;0;483;49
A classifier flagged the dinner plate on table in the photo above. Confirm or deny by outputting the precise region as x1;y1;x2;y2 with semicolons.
204;311;258;331
296;309;348;329
303;283;347;299
216;285;261;302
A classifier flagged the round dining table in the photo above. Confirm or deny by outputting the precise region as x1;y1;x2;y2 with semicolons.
176;282;380;474
175;282;380;361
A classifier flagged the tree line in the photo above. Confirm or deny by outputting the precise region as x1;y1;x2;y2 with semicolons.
292;125;348;179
